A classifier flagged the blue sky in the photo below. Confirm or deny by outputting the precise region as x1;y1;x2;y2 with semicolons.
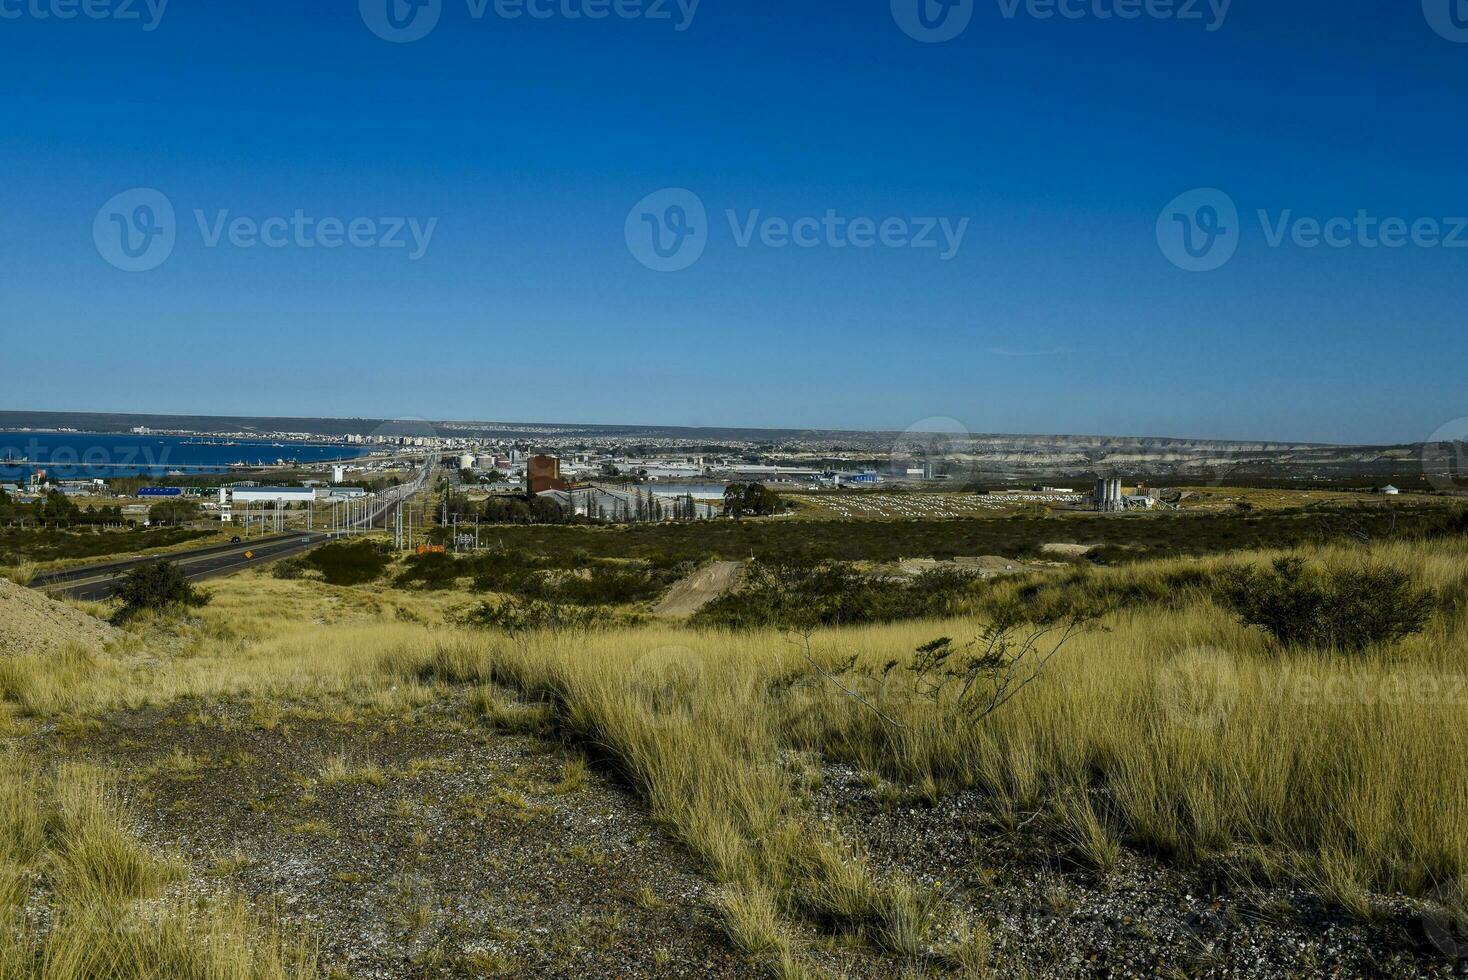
1;0;1465;444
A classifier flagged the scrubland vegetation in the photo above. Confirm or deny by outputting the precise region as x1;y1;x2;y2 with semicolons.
2;498;1467;975
0;525;213;570
377;498;1458;565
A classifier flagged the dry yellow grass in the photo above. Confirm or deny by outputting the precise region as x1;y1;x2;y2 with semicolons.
0;759;315;979
2;537;1464;972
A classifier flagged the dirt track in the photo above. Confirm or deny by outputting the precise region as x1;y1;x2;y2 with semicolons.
653;561;742;617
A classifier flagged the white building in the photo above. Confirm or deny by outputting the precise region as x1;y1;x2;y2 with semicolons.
218;486;317;521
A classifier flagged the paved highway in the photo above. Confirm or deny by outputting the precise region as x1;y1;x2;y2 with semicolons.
41;531;338;601
38;457;436;601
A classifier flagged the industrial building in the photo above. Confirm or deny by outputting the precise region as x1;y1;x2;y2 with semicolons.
1094;478;1123;512
1094;478;1155;512
528;455;568;494
537;484;718;521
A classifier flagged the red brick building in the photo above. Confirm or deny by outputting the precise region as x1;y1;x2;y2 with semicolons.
528;455;567;494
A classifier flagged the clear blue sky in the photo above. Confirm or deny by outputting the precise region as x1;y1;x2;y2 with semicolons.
2;1;1464;444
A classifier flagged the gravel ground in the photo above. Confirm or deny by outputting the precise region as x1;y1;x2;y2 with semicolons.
805;759;1467;979
27;692;1467;978
35;699;750;979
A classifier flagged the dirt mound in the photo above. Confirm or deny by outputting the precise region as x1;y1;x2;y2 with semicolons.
893;556;1043;578
654;560;742;617
0;577;119;657
1042;542;1099;557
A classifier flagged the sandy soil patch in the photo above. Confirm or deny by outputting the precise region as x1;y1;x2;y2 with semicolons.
653;561;743;617
0;576;117;657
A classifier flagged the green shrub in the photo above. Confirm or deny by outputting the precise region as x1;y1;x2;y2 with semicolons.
112;561;210;623
694;560;980;629
1219;556;1435;652
394;551;462;591
538;567;678;606
461;550;684;605
463;598;613;634
304;540;392;586
270;557;311;580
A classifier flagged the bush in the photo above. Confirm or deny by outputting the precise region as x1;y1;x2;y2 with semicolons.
694;559;980;629
463;598;613;634
1219;556;1435;652
538;567;677;606
112;561;210;623
394;551;462;591
270;557;311;580
304;540;392;586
